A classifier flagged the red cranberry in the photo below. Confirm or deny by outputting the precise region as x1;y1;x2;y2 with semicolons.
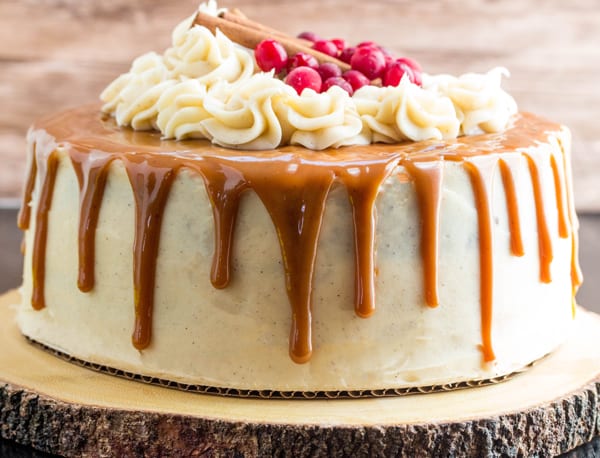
317;62;342;81
285;67;323;94
331;38;347;51
342;70;371;91
410;69;422;86
288;52;319;71
312;40;340;57
350;46;386;80
255;39;288;73
339;47;356;64
297;31;320;42
395;57;423;85
323;77;354;95
357;41;378;49
396;56;422;73
383;60;414;86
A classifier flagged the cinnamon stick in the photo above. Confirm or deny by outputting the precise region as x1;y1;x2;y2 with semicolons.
193;11;351;71
229;8;247;20
220;11;313;48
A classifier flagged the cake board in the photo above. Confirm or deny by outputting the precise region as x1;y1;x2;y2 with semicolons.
1;289;599;457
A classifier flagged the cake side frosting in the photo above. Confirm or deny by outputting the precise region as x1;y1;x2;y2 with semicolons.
16;106;582;390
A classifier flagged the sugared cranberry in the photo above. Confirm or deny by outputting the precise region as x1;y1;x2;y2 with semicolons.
323;77;354;95
317;62;342;81
331;38;347;51
297;31;320;42
288;52;319;71
312;40;340;57
383;60;414;87
255;39;288;73
343;70;371;91
285;67;323;94
350;46;386;80
339;46;356;64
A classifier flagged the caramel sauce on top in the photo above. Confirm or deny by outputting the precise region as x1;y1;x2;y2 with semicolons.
20;104;582;363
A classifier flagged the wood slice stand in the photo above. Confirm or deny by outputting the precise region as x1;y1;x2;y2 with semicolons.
1;289;599;457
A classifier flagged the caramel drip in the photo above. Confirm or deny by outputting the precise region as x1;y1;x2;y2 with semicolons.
247;162;335;363
549;153;569;239
31;151;60;311
17;143;37;230
525;152;553;283
498;157;524;257
556;138;583;316
570;231;583;290
404;160;444;307
124;157;177;350
338;160;397;318
70;150;114;292
22;106;576;363
464;156;497;362
197;160;248;289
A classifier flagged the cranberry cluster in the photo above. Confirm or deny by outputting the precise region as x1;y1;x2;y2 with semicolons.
254;32;422;96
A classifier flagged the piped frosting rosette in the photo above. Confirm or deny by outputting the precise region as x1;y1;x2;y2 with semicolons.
422;67;518;135
101;6;518;150
353;78;460;143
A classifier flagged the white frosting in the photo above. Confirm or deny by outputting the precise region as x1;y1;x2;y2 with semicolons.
354;78;460;143
100;7;256;135
201;73;294;149
422;67;518;135
156;79;211;140
164;27;254;85
101;3;518;149
287;87;369;149
101;52;174;131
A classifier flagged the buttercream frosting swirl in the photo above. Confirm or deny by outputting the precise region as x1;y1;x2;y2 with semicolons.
287;86;369;149
422;67;518;135
101;52;174;131
201;73;294;149
101;6;255;134
354;77;460;142
100;2;519;150
156;79;212;140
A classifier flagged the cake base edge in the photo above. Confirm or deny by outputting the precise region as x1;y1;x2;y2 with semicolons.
23;335;542;399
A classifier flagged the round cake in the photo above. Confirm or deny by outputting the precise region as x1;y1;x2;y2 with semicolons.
16;3;582;395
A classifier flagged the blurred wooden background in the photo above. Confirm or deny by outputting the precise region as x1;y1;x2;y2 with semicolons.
0;0;599;210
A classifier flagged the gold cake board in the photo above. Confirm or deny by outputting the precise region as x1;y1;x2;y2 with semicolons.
1;289;599;457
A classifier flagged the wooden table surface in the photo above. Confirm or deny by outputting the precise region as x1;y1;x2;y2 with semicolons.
0;0;599;210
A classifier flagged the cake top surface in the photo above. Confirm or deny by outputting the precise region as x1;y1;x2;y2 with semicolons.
99;1;518;151
36;104;558;162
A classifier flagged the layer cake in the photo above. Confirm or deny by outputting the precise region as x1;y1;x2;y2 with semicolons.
16;3;582;394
